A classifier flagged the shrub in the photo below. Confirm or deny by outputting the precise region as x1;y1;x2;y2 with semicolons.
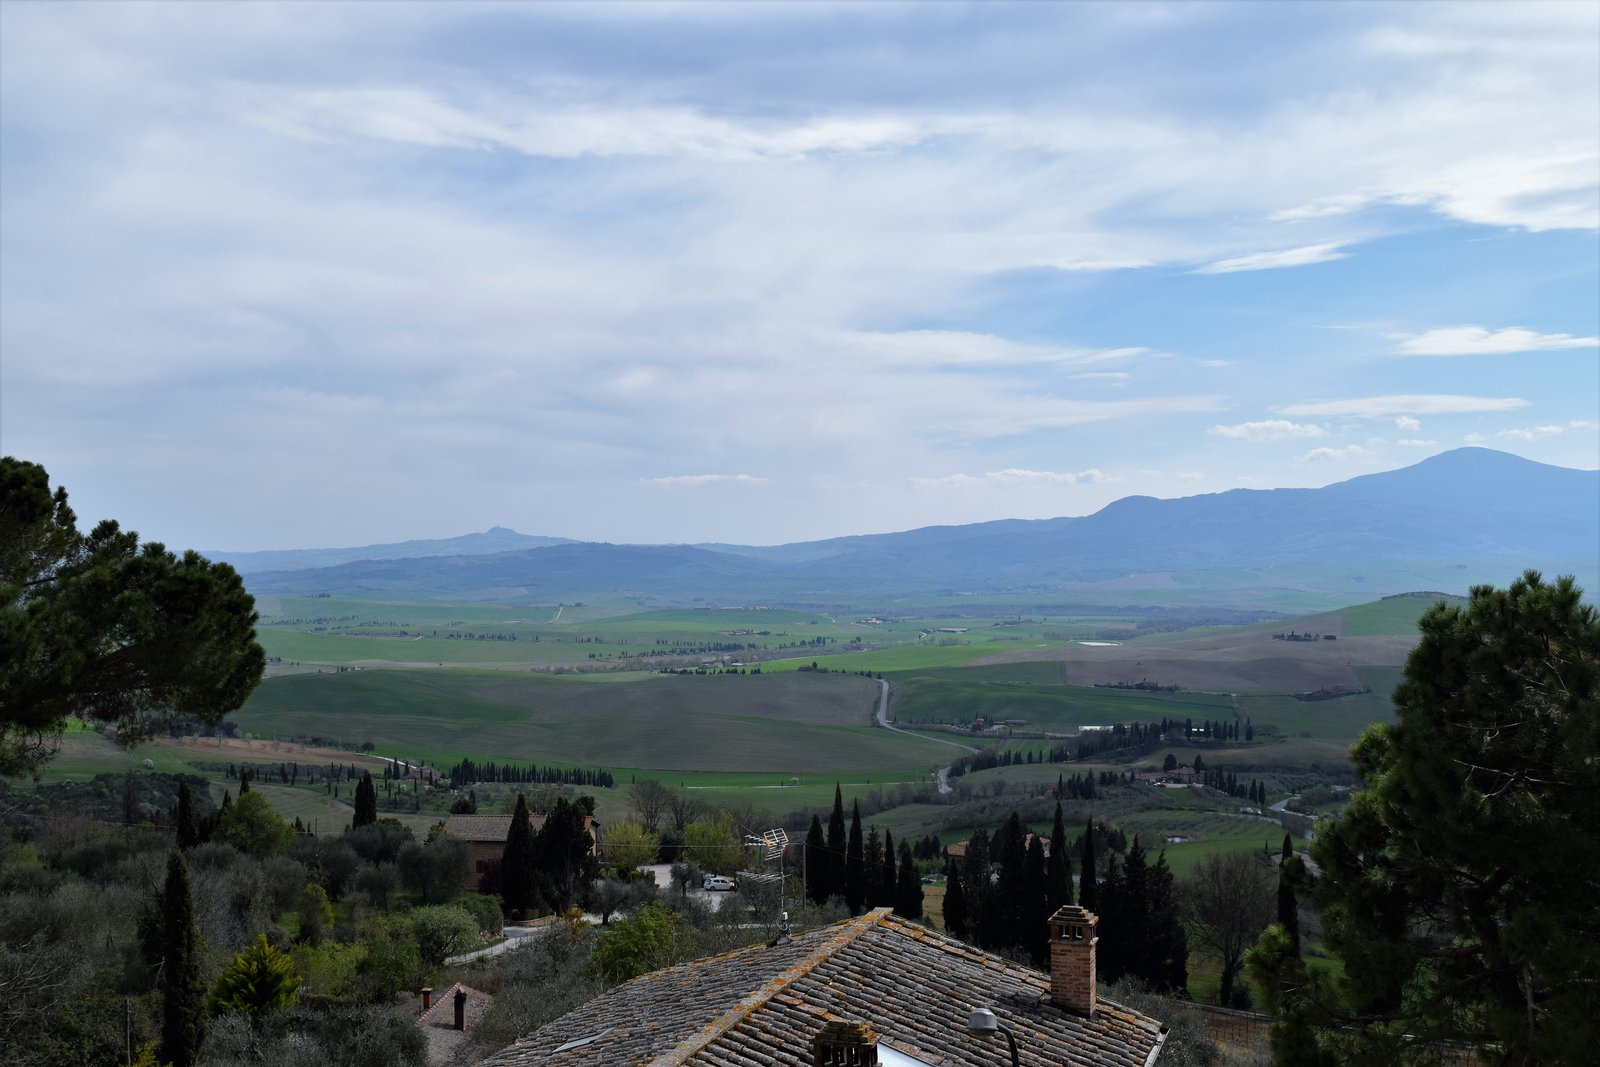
209;933;300;1017
410;905;479;967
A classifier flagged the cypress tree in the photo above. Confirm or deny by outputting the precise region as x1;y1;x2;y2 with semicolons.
237;769;250;795
160;850;205;1067
961;829;991;946
804;815;827;906
352;771;377;828
1046;801;1072;911
878;830;898;909
1147;850;1189;993
1121;837;1153;982
175;778;198;851
845;801;865;915
894;839;922;920
1098;852;1126;981
864;827;883;906
1278;833;1301;953
1078;819;1098;915
500;794;537;918
826;784;846;903
1023;832;1050;966
989;812;1029;953
942;858;968;940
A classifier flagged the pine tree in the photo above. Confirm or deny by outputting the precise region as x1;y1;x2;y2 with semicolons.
160;850;205;1067
352;771;377;828
500;794;537;918
1046;801;1072;911
804;815;827;906
825;784;846;904
1285;573;1600;1064
174;778;198;850
845;801;865;915
894;839;922;920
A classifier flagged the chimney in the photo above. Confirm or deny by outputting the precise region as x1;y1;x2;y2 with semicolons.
811;1019;879;1066
453;987;467;1031
1048;905;1098;1017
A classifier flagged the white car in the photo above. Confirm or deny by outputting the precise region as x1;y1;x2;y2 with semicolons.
702;875;736;891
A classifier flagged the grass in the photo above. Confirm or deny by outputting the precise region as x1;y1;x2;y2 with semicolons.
234;668;957;776
889;667;1240;731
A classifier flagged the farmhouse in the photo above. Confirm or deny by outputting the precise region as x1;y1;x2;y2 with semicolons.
441;810;601;892
481;905;1166;1066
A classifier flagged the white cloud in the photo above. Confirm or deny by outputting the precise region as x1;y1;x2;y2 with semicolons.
1395;416;1421;431
1300;445;1372;462
1392;325;1600;356
1465;432;1488;444
1198;359;1233;368
1279;395;1528;418
1396;438;1439;446
1495;420;1598;441
844;330;1146;368
644;474;769;488
911;468;1112;490
1193;244;1349;275
1208;420;1327;441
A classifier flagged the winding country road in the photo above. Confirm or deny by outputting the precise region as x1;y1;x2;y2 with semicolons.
872;678;977;794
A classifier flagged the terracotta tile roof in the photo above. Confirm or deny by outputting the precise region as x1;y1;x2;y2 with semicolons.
481;908;1166;1067
443;813;544;843
414;982;495;1067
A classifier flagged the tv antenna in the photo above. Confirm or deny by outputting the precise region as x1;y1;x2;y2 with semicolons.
744;827;791;939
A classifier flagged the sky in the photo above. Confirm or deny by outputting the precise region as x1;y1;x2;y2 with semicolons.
1;1;1596;551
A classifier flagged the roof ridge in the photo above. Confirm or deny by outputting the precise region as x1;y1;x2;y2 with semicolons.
643;907;893;1067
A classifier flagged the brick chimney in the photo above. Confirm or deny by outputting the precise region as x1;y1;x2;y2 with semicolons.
811;1019;879;1066
421;987;433;1011
453;987;467;1031
1048;905;1098;1017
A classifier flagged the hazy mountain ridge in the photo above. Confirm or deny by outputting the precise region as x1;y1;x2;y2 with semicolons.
211;526;576;574
239;449;1599;605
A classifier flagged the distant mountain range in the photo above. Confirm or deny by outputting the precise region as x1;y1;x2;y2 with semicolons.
233;449;1599;609
210;527;575;573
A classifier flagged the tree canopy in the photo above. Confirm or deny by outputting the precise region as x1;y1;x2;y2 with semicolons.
1254;572;1600;1064
1;456;264;773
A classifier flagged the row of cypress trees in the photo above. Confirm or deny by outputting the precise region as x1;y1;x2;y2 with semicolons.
803;785;923;920
941;804;1188;991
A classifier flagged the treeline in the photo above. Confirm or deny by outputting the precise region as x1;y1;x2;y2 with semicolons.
446;759;615;789
942;806;1186;992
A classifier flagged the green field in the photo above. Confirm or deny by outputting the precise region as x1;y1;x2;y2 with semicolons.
234;667;959;776
12;592;1423;868
888;663;1241;731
